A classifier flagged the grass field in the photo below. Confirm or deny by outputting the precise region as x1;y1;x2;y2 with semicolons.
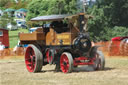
9;29;28;48
0;57;128;85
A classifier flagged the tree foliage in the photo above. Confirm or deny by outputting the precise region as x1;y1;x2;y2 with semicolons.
0;13;14;29
0;0;10;7
107;26;128;38
87;0;128;41
26;0;78;20
5;0;28;9
98;0;128;27
87;6;109;41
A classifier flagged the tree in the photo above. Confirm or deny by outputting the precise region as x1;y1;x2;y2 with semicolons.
26;0;78;21
0;13;10;29
26;0;49;21
5;0;28;9
0;0;10;7
87;0;128;41
96;0;128;27
87;6;109;41
107;26;128;39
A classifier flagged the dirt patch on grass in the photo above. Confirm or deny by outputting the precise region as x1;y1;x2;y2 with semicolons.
0;57;128;85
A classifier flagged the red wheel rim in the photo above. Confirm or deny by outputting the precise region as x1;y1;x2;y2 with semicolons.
60;54;69;73
46;49;53;63
25;46;36;72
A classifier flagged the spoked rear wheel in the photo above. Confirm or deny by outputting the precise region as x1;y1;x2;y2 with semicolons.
91;50;105;70
60;52;73;73
25;44;43;73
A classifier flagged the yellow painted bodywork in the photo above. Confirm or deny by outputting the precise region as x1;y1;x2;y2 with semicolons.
46;28;72;45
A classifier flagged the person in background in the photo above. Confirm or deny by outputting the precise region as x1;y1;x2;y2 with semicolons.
0;42;5;56
13;40;22;55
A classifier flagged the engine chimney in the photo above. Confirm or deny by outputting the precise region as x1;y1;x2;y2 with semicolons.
78;13;86;32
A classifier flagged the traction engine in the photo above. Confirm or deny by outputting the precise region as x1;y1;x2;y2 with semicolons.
20;13;105;73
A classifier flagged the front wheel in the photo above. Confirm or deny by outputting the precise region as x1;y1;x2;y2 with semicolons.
25;44;43;73
90;50;105;70
60;52;73;73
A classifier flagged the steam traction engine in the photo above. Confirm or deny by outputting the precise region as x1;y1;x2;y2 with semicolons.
20;13;105;73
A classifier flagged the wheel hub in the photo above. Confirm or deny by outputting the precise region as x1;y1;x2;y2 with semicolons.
63;62;67;66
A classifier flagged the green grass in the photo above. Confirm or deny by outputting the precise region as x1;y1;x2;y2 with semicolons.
9;28;28;48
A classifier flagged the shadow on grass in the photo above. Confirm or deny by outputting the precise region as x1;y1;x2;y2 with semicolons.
37;70;56;73
73;66;115;73
37;66;115;73
104;67;115;71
